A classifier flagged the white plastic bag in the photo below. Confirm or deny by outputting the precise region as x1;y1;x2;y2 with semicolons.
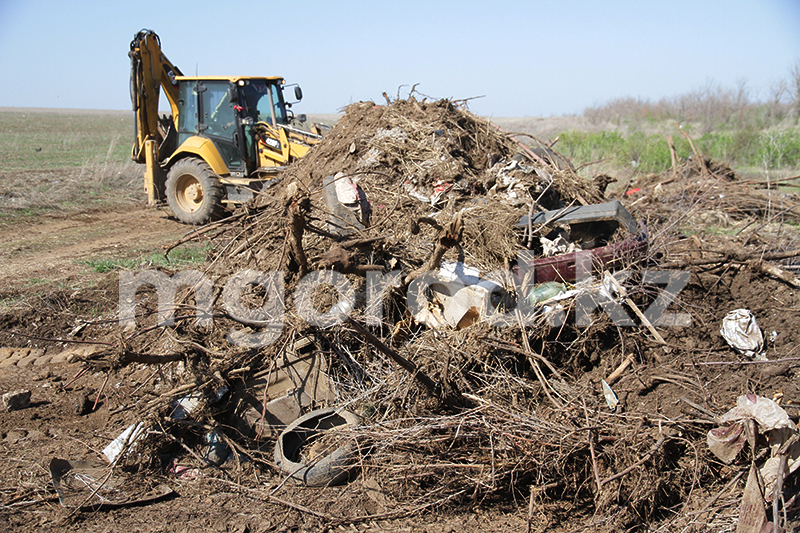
720;309;765;360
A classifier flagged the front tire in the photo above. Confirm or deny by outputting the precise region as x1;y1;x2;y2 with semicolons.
165;158;225;225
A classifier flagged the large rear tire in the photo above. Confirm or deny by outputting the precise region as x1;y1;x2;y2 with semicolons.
165;158;225;225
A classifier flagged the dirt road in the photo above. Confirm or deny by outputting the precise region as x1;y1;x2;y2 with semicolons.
0;205;188;288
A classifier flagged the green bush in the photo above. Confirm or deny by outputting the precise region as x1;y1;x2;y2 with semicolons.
556;127;800;174
558;131;626;166
626;132;673;173
561;78;800;174
695;131;757;165
757;128;800;168
558;130;691;174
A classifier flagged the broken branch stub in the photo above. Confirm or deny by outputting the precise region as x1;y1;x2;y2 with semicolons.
404;211;464;285
285;182;310;276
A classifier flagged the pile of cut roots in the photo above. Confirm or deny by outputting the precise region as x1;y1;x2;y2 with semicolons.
79;97;800;531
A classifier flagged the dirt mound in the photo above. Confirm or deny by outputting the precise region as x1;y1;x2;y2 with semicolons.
207;97;604;283
283;98;599;203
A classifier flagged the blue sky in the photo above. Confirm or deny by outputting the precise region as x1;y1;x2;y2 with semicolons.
0;0;798;117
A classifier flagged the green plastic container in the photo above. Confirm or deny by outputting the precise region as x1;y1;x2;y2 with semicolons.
527;282;566;306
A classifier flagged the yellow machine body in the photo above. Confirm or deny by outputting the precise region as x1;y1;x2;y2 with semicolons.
129;29;323;223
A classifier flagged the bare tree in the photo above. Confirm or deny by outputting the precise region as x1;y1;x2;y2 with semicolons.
767;79;788;125
790;60;800;124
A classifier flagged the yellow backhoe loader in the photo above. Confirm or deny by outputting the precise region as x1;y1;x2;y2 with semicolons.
129;29;322;224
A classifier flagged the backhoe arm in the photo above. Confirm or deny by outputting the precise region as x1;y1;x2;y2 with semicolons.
129;29;183;164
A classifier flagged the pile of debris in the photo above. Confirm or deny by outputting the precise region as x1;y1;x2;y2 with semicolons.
53;97;800;531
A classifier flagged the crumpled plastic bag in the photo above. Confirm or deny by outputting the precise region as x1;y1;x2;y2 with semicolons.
720;394;795;432
708;420;749;464
708;394;800;501
720;309;765;360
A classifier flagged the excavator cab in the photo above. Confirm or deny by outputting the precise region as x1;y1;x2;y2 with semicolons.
176;80;242;171
130;29;322;225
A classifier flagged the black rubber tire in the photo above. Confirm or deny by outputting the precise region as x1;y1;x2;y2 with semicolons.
531;145;575;171
274;408;361;487
515;146;575;172
165;158;225;225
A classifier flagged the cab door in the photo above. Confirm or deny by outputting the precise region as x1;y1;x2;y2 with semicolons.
180;80;245;176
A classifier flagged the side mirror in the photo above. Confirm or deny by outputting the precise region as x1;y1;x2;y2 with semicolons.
294;86;303;101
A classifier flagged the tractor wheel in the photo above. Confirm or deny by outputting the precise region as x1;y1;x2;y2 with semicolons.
165;158;225;225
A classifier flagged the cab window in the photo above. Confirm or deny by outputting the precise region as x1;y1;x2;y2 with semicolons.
241;81;287;125
201;81;236;139
177;82;198;142
269;84;287;124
